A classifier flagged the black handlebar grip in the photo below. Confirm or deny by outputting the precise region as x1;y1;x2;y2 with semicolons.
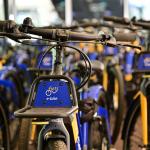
0;21;7;31
0;20;17;32
113;32;137;42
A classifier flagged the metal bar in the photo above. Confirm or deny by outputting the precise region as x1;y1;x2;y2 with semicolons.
3;0;9;20
123;0;129;18
65;0;73;26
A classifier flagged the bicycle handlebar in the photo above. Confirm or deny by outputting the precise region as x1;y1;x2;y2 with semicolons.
0;18;140;50
104;16;150;30
23;27;105;41
21;26;137;42
0;18;137;42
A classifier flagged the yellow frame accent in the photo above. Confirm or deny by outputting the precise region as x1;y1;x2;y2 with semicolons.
103;69;108;91
143;75;150;78
140;92;148;145
30;124;37;141
32;121;49;125
71;111;79;143
133;91;141;100
114;79;119;108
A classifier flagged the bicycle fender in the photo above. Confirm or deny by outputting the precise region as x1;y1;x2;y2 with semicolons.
37;119;70;150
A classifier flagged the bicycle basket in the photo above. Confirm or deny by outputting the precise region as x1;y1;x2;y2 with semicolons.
14;75;78;118
133;51;150;73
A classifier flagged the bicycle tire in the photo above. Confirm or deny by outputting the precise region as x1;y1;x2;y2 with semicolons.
3;70;25;106
0;100;10;150
123;99;141;150
2;70;25;149
107;65;125;144
88;119;109;150
18;119;31;150
44;139;67;150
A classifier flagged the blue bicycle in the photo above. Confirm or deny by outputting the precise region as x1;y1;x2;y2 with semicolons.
0;18;141;150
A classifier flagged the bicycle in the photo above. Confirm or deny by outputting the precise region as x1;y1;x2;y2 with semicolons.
0;98;10;150
103;15;150;149
0;18;141;150
13;18;112;150
122;51;150;150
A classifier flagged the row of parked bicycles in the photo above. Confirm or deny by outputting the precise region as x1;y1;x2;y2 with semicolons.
0;16;149;150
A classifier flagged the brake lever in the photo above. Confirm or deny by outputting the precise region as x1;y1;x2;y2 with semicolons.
117;42;141;50
0;32;31;42
105;41;142;52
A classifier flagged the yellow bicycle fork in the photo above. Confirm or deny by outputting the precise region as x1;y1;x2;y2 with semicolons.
103;69;108;91
103;63;119;108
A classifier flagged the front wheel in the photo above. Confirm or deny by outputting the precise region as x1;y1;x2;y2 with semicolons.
123;99;142;150
88;119;109;150
0;101;10;150
44;140;67;150
18;119;31;150
107;65;125;144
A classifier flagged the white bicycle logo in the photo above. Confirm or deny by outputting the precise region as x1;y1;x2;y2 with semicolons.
43;57;51;66
144;57;150;66
45;87;58;96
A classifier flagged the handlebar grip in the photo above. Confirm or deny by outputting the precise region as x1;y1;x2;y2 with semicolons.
113;32;137;42
0;21;7;31
0;20;16;32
